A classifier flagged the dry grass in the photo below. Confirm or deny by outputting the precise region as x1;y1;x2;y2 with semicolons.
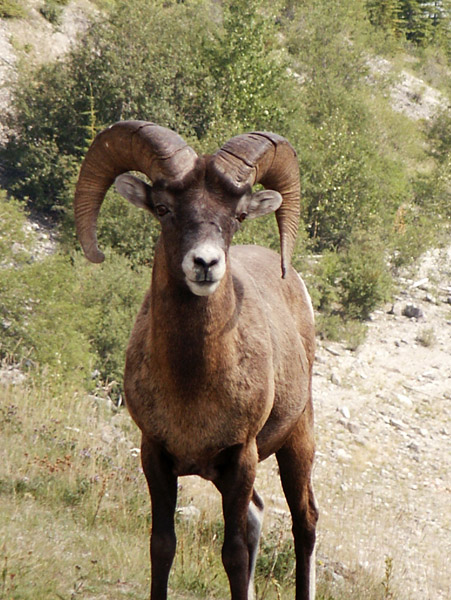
0;379;401;599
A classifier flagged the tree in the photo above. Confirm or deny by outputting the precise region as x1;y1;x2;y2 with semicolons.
366;0;402;35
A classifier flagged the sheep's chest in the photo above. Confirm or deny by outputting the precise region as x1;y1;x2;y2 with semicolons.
124;335;274;475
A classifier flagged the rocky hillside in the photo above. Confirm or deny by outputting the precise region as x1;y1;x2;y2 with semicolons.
0;0;94;142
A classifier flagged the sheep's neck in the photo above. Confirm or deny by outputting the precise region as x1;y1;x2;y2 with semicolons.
149;247;240;391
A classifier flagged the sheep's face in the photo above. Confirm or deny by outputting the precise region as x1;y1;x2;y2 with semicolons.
115;167;282;297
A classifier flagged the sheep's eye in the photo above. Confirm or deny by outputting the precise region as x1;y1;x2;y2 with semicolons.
155;205;170;217
236;212;247;223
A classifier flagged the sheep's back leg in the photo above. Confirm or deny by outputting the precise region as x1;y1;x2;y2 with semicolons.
247;489;264;600
141;437;178;600
214;442;259;600
276;402;318;600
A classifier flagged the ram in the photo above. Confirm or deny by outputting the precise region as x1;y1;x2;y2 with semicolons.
74;120;318;600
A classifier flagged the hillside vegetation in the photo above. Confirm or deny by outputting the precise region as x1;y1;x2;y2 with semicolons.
1;0;450;383
0;0;450;598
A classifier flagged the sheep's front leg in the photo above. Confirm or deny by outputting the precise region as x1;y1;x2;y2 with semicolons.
141;437;178;600
214;441;259;600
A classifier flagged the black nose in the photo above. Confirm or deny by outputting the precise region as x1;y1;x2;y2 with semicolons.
194;256;219;270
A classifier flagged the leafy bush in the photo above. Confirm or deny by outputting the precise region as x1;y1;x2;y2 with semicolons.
0;252;96;384
0;0;25;18
1;0;449;340
339;235;392;319
0;248;150;388
73;249;150;386
2;0;290;218
285;0;414;251
307;234;392;321
94;189;161;267
0;189;31;264
0;191;150;386
39;0;69;25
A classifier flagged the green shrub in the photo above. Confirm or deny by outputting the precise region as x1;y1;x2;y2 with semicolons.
0;189;31;264
0;0;25;18
0;193;150;386
340;235;393;320
0;253;96;384
94;189;161;267
0;247;150;388
285;0;413;252
74;249;150;386
306;251;342;313
307;233;392;321
39;0;69;25
2;0;291;220
316;313;368;350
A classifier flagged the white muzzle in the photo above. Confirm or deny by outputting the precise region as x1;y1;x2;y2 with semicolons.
182;242;226;296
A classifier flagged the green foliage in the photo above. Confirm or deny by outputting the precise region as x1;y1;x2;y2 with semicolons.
366;0;403;35
200;0;292;147
297;110;406;249
0;248;149;387
0;190;149;386
316;313;368;350
2;0;290;224
95;189;161;267
73;249;150;386
286;0;412;250
366;0;451;51
0;252;95;385
428;108;451;164
256;534;295;589
1;0;449;349
0;189;31;262
308;234;392;321
0;0;25;18
39;0;69;25
340;236;392;320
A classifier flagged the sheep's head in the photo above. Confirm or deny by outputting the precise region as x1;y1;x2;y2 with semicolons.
74;122;300;295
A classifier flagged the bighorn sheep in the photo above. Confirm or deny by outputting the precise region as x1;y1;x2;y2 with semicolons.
74;121;318;600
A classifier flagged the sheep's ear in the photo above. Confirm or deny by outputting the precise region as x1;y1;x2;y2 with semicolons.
240;190;282;220
115;174;153;211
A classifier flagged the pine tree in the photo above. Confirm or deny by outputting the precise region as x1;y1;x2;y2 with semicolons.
366;0;402;35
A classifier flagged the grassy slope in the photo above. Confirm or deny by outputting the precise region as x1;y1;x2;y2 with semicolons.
0;379;398;600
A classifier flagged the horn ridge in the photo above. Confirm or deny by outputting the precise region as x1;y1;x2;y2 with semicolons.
212;132;300;277
74;120;198;262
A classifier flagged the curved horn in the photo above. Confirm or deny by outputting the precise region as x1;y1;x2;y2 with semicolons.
74;120;198;263
212;132;300;277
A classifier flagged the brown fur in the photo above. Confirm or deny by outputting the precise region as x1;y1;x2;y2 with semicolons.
77;141;317;599
124;233;318;599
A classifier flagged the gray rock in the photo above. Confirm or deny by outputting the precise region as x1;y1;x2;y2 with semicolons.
339;405;350;419
389;417;407;430
402;304;424;319
346;421;360;434
331;373;342;386
407;441;420;452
